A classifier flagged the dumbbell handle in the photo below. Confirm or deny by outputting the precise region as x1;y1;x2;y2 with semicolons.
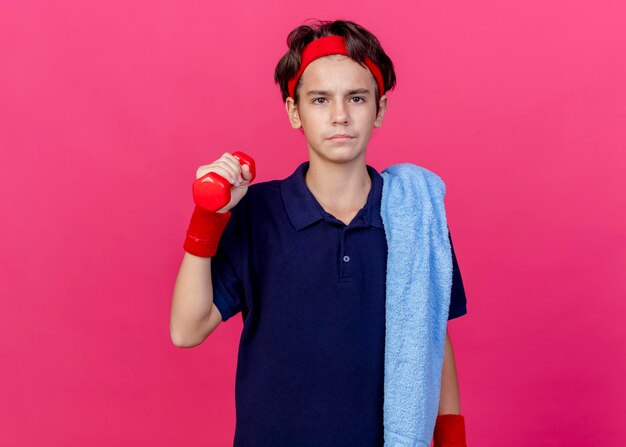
192;151;256;212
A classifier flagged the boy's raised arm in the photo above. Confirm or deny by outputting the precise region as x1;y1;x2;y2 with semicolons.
170;252;224;347
170;152;252;347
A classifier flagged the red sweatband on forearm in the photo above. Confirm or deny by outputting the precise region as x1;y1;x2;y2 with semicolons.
433;414;467;447
183;206;232;258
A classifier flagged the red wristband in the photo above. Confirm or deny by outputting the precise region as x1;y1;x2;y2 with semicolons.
183;206;232;258
433;414;467;447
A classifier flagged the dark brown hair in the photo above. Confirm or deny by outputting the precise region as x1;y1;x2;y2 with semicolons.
274;19;397;116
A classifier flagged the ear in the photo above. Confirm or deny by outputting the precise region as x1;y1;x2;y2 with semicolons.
285;97;302;129
374;94;388;128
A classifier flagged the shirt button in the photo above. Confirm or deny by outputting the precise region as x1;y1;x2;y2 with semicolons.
343;255;350;262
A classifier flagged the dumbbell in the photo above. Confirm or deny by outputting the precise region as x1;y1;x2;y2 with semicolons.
192;151;256;212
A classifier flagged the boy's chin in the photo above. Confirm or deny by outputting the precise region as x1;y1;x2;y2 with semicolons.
308;146;366;163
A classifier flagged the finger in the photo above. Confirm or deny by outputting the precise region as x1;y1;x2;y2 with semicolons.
213;165;238;184
215;160;240;182
222;153;243;175
218;153;239;174
222;158;245;183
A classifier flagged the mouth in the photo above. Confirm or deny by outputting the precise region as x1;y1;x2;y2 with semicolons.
327;134;355;141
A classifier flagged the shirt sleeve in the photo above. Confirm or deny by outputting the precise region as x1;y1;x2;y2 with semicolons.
210;204;247;322
447;229;468;320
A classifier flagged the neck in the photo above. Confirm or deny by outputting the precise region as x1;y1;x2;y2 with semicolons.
304;155;372;213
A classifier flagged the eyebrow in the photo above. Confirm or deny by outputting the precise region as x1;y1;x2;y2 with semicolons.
306;88;371;96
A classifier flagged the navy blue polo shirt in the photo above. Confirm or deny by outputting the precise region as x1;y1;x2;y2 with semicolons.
210;160;467;447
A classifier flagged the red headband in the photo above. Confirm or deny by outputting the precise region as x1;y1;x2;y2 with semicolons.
287;35;385;99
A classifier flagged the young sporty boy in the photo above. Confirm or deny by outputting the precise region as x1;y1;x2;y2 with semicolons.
171;19;468;447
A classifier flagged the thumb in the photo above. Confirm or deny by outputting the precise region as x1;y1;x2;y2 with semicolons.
242;164;252;181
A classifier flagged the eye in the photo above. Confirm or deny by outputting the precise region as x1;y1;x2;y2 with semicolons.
351;96;366;103
312;97;327;104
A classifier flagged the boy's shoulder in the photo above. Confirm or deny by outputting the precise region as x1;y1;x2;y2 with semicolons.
231;178;282;218
248;178;282;193
381;162;447;197
381;162;444;184
245;178;282;203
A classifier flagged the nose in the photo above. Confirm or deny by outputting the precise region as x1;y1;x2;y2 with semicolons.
331;99;349;125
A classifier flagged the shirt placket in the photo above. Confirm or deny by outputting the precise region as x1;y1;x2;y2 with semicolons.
338;227;353;281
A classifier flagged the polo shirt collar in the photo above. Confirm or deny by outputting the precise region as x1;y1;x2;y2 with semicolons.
281;161;385;231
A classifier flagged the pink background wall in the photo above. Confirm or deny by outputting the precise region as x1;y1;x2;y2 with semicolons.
1;1;625;445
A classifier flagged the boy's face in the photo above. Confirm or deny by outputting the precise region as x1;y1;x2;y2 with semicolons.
285;54;388;165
